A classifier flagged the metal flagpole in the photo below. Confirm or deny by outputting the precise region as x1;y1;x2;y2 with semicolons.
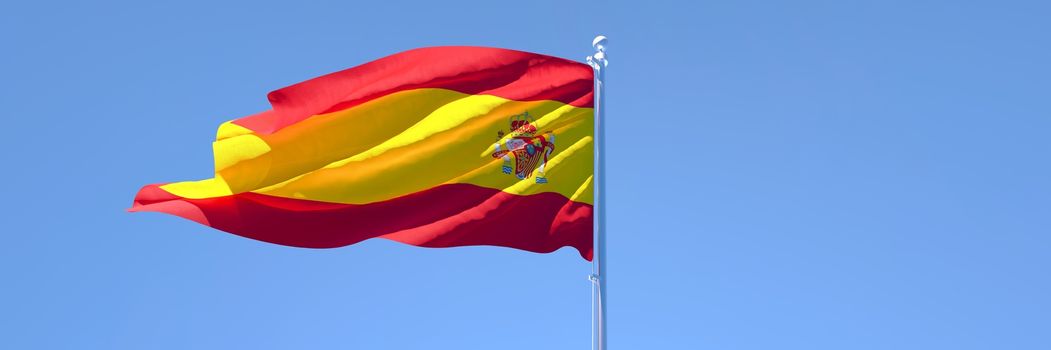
587;35;608;350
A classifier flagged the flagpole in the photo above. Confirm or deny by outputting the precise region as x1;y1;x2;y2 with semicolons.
587;35;608;350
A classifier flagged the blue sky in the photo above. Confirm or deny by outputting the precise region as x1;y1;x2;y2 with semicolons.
2;0;1049;349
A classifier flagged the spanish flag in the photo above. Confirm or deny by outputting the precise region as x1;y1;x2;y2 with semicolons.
131;46;595;260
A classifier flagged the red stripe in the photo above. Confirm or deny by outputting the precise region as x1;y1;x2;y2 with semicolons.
130;183;593;261
234;46;594;134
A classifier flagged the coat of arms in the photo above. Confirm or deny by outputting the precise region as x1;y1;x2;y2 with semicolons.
491;112;554;184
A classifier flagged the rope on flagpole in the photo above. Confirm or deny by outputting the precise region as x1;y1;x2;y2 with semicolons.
590;273;598;350
587;34;608;350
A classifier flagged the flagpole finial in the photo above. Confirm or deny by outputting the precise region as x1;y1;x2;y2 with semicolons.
587;35;609;69
592;35;608;51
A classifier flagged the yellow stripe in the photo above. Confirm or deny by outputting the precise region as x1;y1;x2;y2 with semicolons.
215;121;254;140
160;88;594;205
216;88;466;194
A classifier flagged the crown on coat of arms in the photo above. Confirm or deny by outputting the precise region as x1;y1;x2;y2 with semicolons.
509;111;537;137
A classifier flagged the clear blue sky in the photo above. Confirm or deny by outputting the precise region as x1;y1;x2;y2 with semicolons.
2;1;1049;349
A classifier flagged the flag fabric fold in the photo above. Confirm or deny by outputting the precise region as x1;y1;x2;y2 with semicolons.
131;46;595;260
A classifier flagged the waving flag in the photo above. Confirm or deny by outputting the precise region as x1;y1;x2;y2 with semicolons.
131;46;595;260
